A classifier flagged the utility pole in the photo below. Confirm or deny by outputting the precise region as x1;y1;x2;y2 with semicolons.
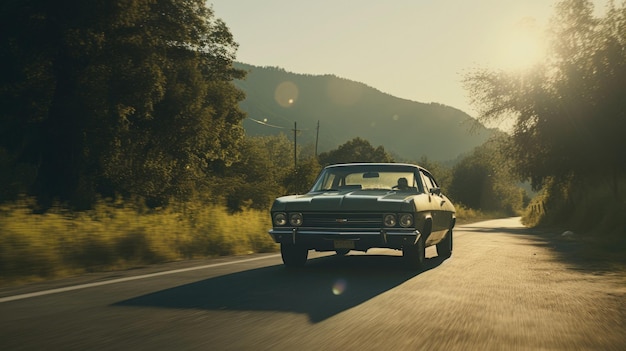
315;120;320;157
292;121;298;169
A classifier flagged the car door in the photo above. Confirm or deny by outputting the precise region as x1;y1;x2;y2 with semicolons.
420;170;450;239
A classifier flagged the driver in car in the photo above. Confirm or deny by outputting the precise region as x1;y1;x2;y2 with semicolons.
395;177;409;190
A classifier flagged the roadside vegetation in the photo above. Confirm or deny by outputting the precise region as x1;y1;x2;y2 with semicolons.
464;1;626;241
523;178;626;268
0;197;276;285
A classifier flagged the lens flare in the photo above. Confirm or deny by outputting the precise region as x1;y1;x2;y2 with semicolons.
332;279;347;295
274;81;299;107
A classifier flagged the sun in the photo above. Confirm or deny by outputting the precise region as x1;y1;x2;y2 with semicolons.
496;18;547;71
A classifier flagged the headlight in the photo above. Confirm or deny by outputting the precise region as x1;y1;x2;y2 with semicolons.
273;212;287;226
399;214;414;228
289;213;303;226
383;214;397;227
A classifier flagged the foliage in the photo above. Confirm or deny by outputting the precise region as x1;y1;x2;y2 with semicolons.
524;176;626;236
0;0;246;208
203;134;322;210
216;134;294;211
317;137;394;166
463;0;626;231
464;0;626;187
0;197;276;284
454;204;511;225
448;135;526;215
282;157;322;194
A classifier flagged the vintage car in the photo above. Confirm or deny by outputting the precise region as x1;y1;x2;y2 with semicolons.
268;163;456;269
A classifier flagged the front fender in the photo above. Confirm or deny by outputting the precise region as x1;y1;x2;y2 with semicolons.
415;211;433;236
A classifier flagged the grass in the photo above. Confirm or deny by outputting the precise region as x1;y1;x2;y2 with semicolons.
454;204;515;225
0;197;277;285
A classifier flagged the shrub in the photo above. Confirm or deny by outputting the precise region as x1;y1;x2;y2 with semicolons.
0;197;277;284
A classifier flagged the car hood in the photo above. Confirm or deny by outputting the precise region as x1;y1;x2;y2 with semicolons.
272;190;416;212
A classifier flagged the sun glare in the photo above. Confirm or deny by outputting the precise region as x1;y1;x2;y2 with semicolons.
274;81;299;107
496;18;546;71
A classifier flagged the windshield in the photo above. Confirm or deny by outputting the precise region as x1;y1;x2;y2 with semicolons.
310;165;420;192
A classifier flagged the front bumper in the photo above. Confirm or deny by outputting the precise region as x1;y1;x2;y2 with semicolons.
268;227;421;251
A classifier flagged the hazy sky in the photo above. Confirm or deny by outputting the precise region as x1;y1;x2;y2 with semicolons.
209;0;610;117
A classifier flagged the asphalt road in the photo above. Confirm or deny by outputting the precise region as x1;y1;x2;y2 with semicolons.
1;218;625;350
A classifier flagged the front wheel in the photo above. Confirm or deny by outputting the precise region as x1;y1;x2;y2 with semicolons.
436;229;453;258
280;243;308;268
403;235;425;270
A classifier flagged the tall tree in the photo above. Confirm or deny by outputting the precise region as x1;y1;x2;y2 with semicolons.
0;0;246;207
463;0;626;190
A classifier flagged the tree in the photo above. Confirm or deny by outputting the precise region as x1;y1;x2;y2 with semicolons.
219;134;294;211
463;0;626;229
282;157;322;195
463;0;626;191
448;135;524;214
0;0;246;208
317;137;394;166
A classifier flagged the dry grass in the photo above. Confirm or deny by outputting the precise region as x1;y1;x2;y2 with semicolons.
454;204;513;225
0;197;277;284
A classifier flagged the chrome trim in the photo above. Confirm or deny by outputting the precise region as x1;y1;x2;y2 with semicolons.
269;228;419;237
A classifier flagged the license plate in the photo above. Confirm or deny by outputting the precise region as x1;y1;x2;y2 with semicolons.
334;240;355;249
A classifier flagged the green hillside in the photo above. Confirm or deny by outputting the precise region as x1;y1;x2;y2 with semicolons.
234;62;494;161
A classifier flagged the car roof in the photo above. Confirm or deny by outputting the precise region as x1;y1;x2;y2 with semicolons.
323;162;426;171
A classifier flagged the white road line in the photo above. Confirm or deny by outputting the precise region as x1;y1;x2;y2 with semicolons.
0;254;281;304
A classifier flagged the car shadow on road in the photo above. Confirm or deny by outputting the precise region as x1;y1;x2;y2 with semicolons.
114;253;446;323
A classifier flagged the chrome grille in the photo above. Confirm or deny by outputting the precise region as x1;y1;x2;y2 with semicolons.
302;213;383;229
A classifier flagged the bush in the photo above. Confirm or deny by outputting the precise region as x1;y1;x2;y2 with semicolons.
522;176;626;236
454;204;510;224
0;197;277;284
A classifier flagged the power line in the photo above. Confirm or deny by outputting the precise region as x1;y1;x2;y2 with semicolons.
248;117;310;131
248;117;317;169
247;117;285;129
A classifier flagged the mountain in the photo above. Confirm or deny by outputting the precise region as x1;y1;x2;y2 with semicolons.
233;62;493;162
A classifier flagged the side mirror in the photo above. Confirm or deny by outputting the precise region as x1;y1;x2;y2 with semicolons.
429;187;442;196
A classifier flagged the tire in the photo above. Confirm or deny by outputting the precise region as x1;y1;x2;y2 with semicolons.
436;229;453;258
403;235;425;270
280;243;308;268
335;248;350;256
